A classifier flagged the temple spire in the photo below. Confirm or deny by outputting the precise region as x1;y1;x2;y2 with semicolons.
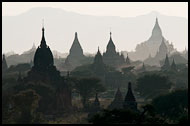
123;82;137;110
93;47;104;65
124;82;136;102
2;54;8;71
40;19;47;48
150;17;162;41
161;53;170;70
171;58;177;71
142;62;146;71
126;53;130;65
75;32;78;39
108;87;123;110
156;17;158;24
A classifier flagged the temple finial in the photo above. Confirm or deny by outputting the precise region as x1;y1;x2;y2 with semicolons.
42;19;44;28
75;32;77;37
128;82;131;89
40;19;46;48
42;19;45;35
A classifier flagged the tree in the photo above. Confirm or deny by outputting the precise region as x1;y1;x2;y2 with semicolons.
74;77;105;109
152;89;188;121
12;89;41;124
122;66;135;74
88;109;138;124
136;74;172;99
88;107;167;124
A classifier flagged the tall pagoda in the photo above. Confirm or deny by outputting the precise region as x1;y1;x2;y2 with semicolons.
64;32;86;71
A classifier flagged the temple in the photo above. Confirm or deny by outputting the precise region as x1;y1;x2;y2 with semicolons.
126;54;131;65
108;87;123;110
92;47;106;76
170;59;177;72
123;82;137;110
64;32;86;71
24;25;72;113
148;17;163;42
103;32;125;68
141;62;146;72
134;18;175;61
161;54;170;71
154;38;168;60
2;54;8;72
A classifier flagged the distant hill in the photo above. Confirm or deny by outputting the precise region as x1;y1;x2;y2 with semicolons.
3;7;187;57
5;45;68;67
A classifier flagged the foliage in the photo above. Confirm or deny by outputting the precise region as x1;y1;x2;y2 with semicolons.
11;89;41;124
74;77;105;109
88;106;167;124
88;109;138;124
24;81;56;114
177;110;188;125
2;92;15;124
152;89;188;121
2;89;45;124
71;64;94;77
136;73;172;99
122;66;135;73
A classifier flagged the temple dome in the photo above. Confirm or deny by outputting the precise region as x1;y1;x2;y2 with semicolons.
33;27;54;71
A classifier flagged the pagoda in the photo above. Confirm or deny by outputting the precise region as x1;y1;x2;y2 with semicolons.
103;32;125;68
123;82;137;110
126;53;131;65
64;32;86;71
170;59;177;72
161;54;170;71
2;54;8;72
108;87;123;110
24;24;72;113
92;47;106;76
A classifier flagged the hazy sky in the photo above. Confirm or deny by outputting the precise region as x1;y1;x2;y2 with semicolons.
2;2;188;54
2;2;188;18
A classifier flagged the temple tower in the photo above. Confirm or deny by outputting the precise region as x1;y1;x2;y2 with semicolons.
123;82;137;110
108;87;123;110
161;54;170;71
64;32;85;71
149;17;163;42
126;53;131;65
170;59;177;72
2;54;8;72
33;26;54;72
141;62;146;72
103;32;125;68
